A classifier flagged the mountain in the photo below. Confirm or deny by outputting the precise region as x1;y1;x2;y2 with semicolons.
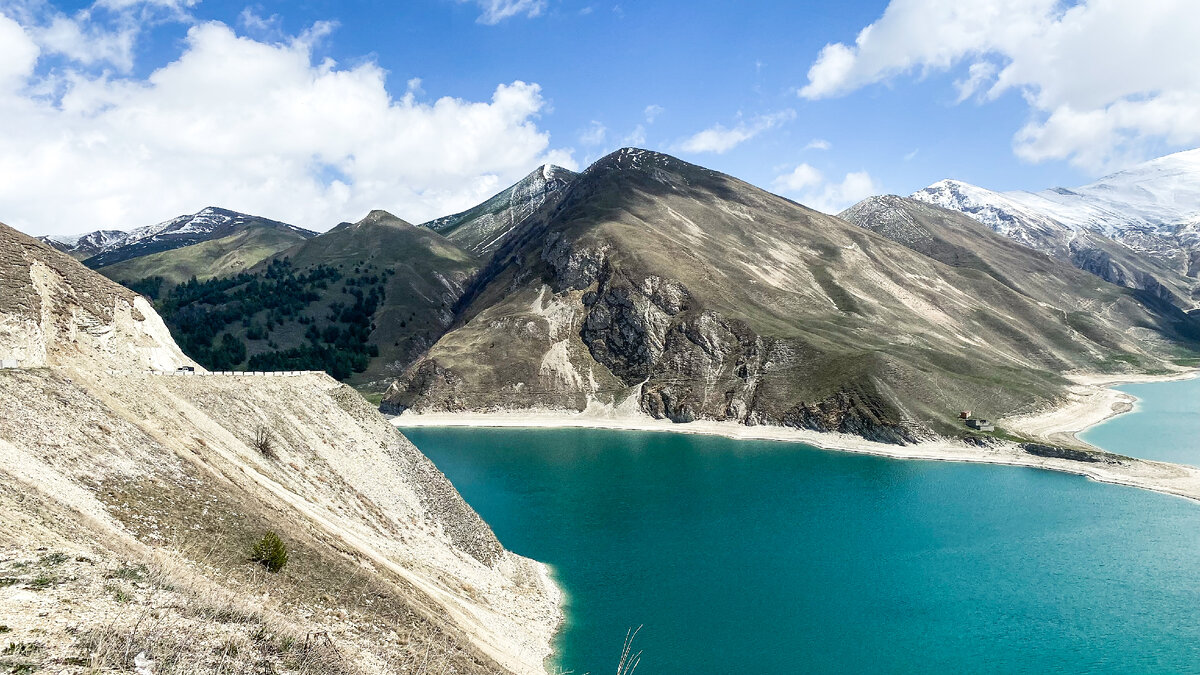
913;149;1200;307
423;164;578;254
37;207;315;271
382;148;1197;443
98;218;317;286
82;206;316;269
0;220;559;674
149;209;481;390
37;229;126;259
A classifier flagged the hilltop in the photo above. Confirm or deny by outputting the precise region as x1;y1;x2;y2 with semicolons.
142;210;481;389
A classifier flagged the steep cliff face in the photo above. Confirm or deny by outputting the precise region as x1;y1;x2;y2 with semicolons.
385;149;1194;443
0;223;559;675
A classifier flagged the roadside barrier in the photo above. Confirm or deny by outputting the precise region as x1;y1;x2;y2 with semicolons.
104;369;324;377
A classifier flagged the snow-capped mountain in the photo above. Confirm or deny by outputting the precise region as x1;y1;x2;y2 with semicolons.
913;148;1200;307
39;207;314;269
38;229;127;259
422;164;578;254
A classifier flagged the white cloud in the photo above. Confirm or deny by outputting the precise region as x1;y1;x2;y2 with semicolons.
954;61;997;103
579;120;607;146
0;19;575;235
463;0;547;24
804;138;831;151
678;109;796;154
7;0;199;73
772;164;879;214
622;124;646;147
644;104;663;123
36;12;138;71
798;0;1200;172
0;13;39;89
772;163;824;192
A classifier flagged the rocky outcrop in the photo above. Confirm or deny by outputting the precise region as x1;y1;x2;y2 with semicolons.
1022;442;1126;465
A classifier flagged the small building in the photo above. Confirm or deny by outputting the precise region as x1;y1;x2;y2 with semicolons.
959;410;971;419
966;418;995;432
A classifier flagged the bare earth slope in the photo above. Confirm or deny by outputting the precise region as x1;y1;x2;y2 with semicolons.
0;222;559;674
384;149;1197;443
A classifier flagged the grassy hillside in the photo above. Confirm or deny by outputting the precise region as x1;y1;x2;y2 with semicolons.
139;211;481;391
384;148;1200;442
100;223;313;286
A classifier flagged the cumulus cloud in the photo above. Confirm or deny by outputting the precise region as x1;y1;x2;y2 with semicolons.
463;0;546;24
678;109;796;154
771;164;879;214
0;16;574;235
0;14;39;88
798;0;1200;171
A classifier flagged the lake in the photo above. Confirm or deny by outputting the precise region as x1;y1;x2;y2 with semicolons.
403;426;1200;674
1081;376;1200;465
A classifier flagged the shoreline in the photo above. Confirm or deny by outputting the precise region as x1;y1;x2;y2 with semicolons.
390;370;1200;505
1002;369;1199;447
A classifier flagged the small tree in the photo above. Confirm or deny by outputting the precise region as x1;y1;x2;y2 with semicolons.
253;425;276;459
249;531;288;573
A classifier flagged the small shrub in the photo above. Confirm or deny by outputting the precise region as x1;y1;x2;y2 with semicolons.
0;626;9;634
253;426;277;459
39;552;68;566
26;574;61;591
107;564;148;581
249;532;288;573
2;641;42;656
0;578;17;587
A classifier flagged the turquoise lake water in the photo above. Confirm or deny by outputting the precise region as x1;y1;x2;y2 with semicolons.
1081;376;1200;465
403;426;1200;674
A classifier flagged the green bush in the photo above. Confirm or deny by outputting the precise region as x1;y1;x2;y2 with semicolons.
249;532;288;573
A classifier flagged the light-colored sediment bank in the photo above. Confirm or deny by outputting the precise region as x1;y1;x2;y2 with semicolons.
1003;369;1198;445
391;369;1200;505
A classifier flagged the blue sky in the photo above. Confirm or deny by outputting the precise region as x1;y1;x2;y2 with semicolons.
2;0;1197;234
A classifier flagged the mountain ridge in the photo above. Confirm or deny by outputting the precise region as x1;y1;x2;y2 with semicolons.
383;148;1197;443
913;149;1200;307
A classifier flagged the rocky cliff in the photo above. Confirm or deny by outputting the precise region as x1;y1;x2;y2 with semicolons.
0;222;559;674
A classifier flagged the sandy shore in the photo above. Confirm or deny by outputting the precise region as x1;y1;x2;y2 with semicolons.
391;371;1200;505
1002;369;1199;446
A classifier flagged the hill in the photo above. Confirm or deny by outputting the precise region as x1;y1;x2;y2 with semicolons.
98;220;316;286
0;221;559;674
143;210;481;390
382;148;1198;443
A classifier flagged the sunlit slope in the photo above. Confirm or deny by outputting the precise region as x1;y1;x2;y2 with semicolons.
385;149;1196;442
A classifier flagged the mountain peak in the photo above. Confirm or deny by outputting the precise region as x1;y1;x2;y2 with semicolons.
356;209;412;229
